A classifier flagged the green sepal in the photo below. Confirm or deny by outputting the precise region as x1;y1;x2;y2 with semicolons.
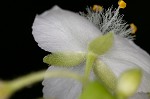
93;60;117;90
116;68;142;99
88;32;114;55
43;51;85;67
79;80;115;99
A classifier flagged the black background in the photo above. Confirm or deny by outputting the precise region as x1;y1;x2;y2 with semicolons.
1;0;150;99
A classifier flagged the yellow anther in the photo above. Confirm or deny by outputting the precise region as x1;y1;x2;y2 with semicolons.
130;23;137;34
118;0;126;9
92;5;103;12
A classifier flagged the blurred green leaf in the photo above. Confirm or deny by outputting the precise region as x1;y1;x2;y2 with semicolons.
79;80;115;99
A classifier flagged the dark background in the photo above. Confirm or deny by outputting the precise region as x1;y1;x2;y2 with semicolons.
1;0;150;99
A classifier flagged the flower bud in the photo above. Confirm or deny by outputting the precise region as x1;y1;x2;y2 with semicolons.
88;32;114;55
116;68;142;98
43;51;85;67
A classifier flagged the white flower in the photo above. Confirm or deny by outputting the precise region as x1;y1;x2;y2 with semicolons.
32;4;150;99
129;93;150;99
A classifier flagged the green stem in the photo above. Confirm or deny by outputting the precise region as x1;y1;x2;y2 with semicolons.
9;70;84;92
84;52;97;80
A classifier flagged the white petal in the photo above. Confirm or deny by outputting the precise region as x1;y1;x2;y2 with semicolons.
100;58;150;92
130;93;150;99
42;64;85;99
100;35;150;92
32;5;101;52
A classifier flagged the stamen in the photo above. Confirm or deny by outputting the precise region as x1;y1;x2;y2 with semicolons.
130;23;137;34
118;0;126;9
92;5;103;12
80;0;135;40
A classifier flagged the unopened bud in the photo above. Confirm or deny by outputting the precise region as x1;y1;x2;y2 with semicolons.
116;68;142;98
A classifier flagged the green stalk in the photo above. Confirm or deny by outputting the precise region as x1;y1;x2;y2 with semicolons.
9;70;84;92
84;52;97;80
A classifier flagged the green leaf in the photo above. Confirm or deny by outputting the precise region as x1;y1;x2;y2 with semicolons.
93;60;117;90
116;68;142;99
43;51;85;67
79;80;115;99
88;32;114;55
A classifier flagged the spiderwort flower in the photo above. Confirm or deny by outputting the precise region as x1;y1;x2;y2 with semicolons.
32;1;150;99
